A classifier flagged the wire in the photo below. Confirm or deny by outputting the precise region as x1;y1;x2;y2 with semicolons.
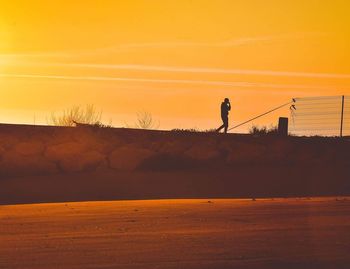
290;95;348;137
294;95;344;101
294;102;342;106
292;118;342;123
228;101;292;132
293;112;345;115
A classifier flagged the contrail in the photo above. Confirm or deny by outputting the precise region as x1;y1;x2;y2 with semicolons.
0;73;335;90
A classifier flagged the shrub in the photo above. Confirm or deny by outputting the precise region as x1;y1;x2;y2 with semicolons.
48;105;102;127
126;111;160;130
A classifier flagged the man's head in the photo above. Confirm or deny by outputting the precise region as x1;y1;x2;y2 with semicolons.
224;98;230;103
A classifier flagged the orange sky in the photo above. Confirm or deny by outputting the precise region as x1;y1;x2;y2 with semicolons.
1;0;350;132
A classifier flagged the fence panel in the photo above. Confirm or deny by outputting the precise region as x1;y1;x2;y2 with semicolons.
290;96;349;137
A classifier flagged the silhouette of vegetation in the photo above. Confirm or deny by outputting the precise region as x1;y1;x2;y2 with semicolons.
171;128;200;133
74;121;113;129
249;125;278;136
127;111;160;130
204;128;218;133
48;105;103;127
92;121;113;129
171;128;217;133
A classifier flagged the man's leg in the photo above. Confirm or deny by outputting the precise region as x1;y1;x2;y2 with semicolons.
217;124;225;132
217;116;228;133
224;117;229;133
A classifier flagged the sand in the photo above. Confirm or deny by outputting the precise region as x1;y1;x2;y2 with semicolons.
1;197;349;269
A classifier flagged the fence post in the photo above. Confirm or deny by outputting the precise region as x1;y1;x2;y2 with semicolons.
278;117;288;136
340;95;344;137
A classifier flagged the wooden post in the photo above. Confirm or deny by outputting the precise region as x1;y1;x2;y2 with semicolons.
340;95;344;137
278;117;288;136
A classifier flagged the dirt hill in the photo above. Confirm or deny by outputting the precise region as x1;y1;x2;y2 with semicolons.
0;124;349;204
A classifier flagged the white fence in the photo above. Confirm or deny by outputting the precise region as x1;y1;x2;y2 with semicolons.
290;96;349;137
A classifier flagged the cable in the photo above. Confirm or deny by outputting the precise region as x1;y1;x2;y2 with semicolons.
228;100;292;132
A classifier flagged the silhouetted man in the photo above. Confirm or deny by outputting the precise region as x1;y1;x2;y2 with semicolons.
217;98;231;133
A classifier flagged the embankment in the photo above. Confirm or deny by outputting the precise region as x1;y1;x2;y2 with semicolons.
0;124;349;204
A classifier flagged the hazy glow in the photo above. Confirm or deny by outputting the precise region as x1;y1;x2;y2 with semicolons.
0;0;350;131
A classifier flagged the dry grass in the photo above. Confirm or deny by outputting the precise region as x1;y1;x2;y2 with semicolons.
249;124;278;136
48;105;102;127
126;111;160;130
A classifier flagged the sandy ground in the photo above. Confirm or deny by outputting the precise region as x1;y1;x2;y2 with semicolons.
1;198;350;269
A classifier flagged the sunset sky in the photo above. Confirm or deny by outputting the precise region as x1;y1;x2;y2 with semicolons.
1;0;350;132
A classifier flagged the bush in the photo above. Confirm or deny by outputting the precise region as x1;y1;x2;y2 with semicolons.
126;111;160;130
48;105;102;127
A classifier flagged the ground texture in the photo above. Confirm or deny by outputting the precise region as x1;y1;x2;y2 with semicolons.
1;198;349;269
1;125;350;204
